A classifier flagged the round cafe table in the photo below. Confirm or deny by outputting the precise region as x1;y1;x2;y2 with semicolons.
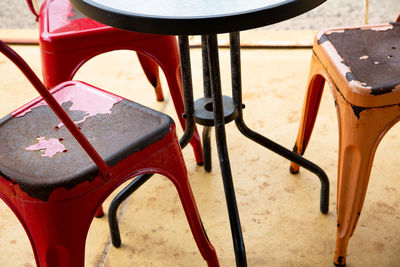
69;0;329;266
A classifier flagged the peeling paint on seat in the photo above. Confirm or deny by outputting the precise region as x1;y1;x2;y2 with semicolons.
16;84;122;128
26;137;66;157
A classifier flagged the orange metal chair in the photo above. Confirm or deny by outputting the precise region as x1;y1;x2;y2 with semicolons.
26;0;203;165
0;40;218;267
290;22;400;266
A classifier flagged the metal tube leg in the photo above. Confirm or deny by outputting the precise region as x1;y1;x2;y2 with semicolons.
177;35;196;148
229;32;329;214
201;35;213;172
206;33;247;267
108;173;153;247
202;126;212;172
108;36;197;248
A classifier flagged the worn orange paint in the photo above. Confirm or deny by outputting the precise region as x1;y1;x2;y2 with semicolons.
291;23;400;266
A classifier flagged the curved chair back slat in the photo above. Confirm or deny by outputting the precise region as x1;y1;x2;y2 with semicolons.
0;40;110;177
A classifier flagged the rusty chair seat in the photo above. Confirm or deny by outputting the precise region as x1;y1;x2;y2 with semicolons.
290;22;400;266
0;82;172;201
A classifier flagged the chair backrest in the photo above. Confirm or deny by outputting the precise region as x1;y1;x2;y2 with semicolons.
0;40;110;177
26;0;39;21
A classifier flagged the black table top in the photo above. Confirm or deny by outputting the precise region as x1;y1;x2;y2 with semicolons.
70;0;327;35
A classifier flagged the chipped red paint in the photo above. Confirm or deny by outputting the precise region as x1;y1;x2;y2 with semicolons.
26;137;66;157
16;84;122;128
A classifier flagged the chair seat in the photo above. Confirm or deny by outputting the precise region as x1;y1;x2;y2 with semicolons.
0;81;172;201
47;0;106;33
315;22;400;107
40;0;158;52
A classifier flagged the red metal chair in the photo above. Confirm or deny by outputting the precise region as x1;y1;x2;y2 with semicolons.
0;40;218;267
26;0;203;165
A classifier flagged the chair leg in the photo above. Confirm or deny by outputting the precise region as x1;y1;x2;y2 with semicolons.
4;193;102;267
95;205;104;218
290;54;326;174
333;92;400;266
136;52;164;101
165;144;219;267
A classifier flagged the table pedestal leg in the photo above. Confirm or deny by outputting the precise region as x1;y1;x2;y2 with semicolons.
108;36;198;247
201;35;213;172
206;33;247;267
229;32;329;213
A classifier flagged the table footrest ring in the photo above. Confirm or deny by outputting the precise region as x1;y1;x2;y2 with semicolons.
193;96;238;126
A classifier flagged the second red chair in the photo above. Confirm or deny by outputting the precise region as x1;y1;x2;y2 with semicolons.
26;0;203;165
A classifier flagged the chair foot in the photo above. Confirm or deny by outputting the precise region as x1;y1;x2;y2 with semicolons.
289;144;300;174
334;262;346;267
333;257;346;266
95;206;104;218
154;82;164;102
289;164;299;174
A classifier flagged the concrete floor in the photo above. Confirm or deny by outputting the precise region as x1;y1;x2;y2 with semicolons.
0;29;400;267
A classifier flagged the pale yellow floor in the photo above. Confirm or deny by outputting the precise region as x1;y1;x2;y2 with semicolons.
0;31;400;267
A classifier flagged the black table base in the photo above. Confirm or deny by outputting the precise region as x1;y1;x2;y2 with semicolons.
108;32;329;267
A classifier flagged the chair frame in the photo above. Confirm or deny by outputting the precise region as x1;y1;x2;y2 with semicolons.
0;40;219;267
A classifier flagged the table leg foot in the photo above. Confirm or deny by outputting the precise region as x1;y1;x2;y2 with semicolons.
108;174;153;247
235;117;329;214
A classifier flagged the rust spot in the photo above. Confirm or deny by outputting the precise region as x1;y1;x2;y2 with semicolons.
370;85;394;95
337;256;345;265
351;104;367;119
